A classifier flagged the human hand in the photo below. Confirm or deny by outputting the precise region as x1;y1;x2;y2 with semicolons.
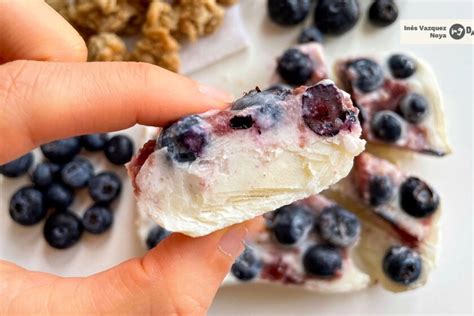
0;1;250;314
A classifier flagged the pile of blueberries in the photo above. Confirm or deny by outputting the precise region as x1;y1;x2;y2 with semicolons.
0;134;134;249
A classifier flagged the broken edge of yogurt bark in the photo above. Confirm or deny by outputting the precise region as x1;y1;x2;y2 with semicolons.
128;80;365;237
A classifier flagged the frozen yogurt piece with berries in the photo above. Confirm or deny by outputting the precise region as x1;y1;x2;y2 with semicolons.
129;81;365;237
335;53;450;156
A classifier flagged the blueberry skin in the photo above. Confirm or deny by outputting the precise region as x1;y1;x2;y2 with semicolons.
369;175;395;206
61;157;94;189
349;58;384;93
104;135;135;165
41;137;81;164
277;48;313;86
88;171;122;204
270;204;314;245
45;182;74;209
368;0;399;27
43;211;83;249
316;205;361;247
31;162;61;188
9;186;46;225
82;205;113;234
254;104;283;130
400;177;439;218
267;0;310;26
146;225;171;249
383;246;422;285
231;247;262;281
388;54;417;79
232;88;289;111
314;0;360;35
0;152;34;178
371;111;404;143
298;26;324;44
399;93;429;124
264;83;292;92
303;245;342;277
80;133;109;151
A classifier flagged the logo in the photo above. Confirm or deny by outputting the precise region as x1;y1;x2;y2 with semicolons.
449;23;465;40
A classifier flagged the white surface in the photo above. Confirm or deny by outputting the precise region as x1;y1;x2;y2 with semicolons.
0;0;472;315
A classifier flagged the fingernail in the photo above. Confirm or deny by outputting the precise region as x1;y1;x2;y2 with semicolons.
199;84;234;103
218;225;248;258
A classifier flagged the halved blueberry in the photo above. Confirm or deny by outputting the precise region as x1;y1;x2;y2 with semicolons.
314;0;360;35
231;247;262;281
82;205;113;234
43;211;83;249
9;186;46;225
41;138;81;163
316;205;361;247
146;225;171;249
368;0;399;27
369;175;395;206
80;133;109;151
371;111;404;142
267;0;310;26
349;58;384;93
61;157;94;188
104;135;134;165
31;162;61;188
399;93;429;124
254;104;283;130
388;54;417;79
0;152;34;178
45;182;74;209
400;177;439;218
383;246;422;285
303;245;342;277
269;204;314;245
277;48;313;85
88;171;122;204
298;26;324;44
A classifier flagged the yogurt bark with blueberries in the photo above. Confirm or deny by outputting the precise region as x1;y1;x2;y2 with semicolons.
335;53;451;156
129;81;365;237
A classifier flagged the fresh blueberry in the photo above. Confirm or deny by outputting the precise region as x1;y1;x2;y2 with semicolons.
40;137;81;163
298;26;324;44
349;58;384;93
277;48;313;85
80;133;109;151
369;175;395;206
270;204;314;245
314;0;360;35
232;88;289;111
31;162;61;188
230;115;253;129
104;135;134;165
368;0;399;27
146;225;171;249
267;0;310;26
231;247;262;281
159;116;209;163
43;211;83;249
82;205;113;234
0;152;34;178
45;182;74;209
400;177;439;218
316;205;361;247
388;54;417;79
9;186;46;225
383;246;422;285
303;245;342;277
399;93;429;124
265;83;292;92
61;157;94;188
371;111;404;142
254;104;283;130
88;171;122;204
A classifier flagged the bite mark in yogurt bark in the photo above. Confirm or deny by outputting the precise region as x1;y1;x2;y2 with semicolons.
129;81;365;237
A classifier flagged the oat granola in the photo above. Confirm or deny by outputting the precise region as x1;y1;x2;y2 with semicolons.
88;32;128;61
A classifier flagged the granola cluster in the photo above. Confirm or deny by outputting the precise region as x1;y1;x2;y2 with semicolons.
46;0;237;72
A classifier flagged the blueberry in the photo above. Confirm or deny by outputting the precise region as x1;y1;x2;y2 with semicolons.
31;162;61;187
267;0;310;26
369;175;395;206
368;0;399;27
43;211;83;249
371;111;404;142
388;54;417;79
314;0;360;35
232;88;289;111
0;152;34;178
303;245;342;277
159;116;209;163
399;93;429;124
80;133;109;151
277;48;313;86
41;137;81;163
383;246;422;285
316;205;361;247
45;182;74;209
87;171;122;204
230;115;253;129
349;58;384;93
9;186;46;225
61;157;94;188
270;204;314;245
82;205;113;234
231;247;262;281
254;104;283;130
265;83;292;92
104;135;134;165
400;177;439;218
298;26;324;44
146;225;171;249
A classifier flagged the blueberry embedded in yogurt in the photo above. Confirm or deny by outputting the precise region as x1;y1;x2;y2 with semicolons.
368;175;395;206
400;177;439;218
269;204;314;245
399;93;429;124
231;247;262;281
348;58;384;93
303;245;343;278
316;205;361;247
277;48;314;85
383;246;422;285
388;54;417;79
371;111;404;143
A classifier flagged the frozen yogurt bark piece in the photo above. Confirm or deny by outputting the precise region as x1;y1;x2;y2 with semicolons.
129;80;365;237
